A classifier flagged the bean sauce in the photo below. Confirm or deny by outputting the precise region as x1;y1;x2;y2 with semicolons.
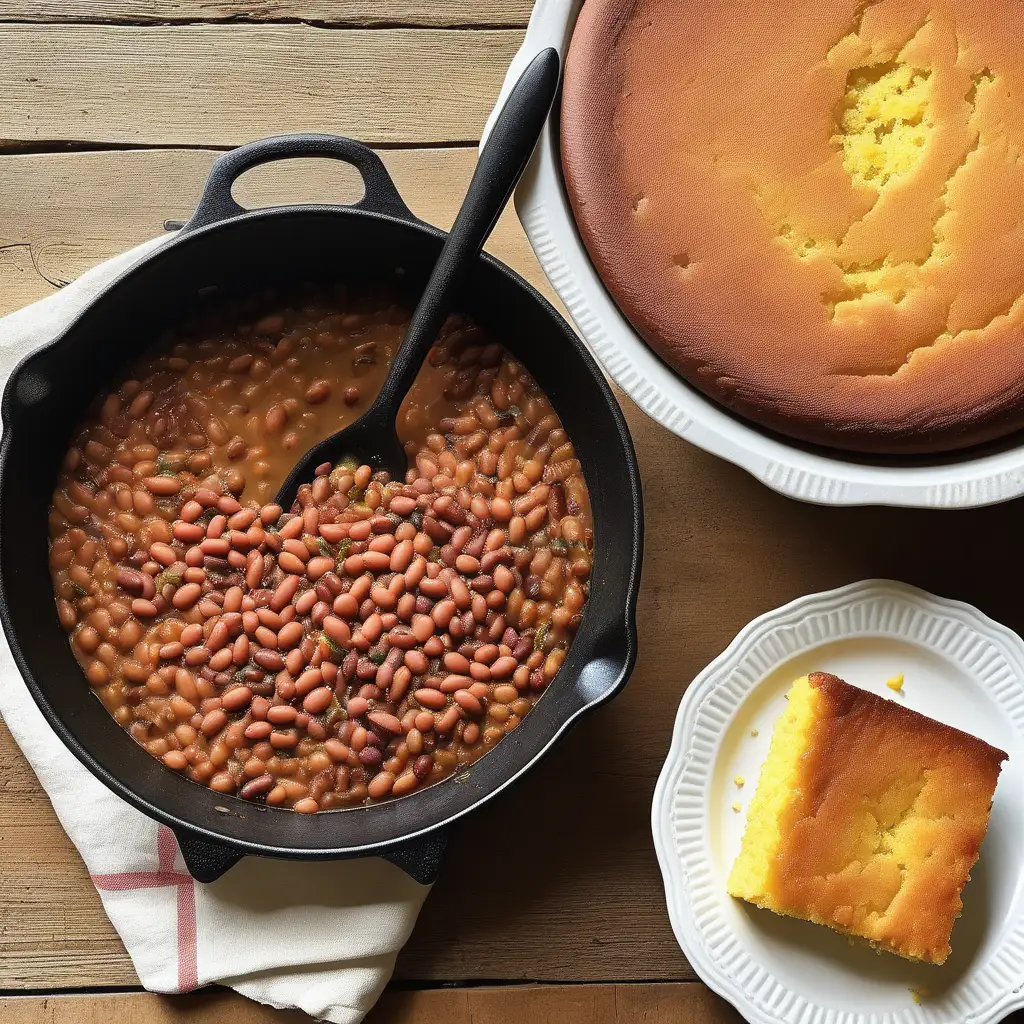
48;283;592;810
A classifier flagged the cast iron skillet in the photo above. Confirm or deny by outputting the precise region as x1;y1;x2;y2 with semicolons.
0;134;643;884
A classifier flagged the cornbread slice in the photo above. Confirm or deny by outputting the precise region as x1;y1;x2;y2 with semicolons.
728;673;1006;964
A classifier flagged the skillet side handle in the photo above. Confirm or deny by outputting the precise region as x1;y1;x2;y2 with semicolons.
573;617;639;710
182;133;415;233
378;829;448;885
173;828;245;883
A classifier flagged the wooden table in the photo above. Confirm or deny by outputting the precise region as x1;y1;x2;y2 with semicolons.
0;3;1021;1022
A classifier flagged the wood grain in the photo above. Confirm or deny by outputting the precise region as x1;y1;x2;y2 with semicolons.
0;984;746;1023
5;985;1015;1024
0;0;532;25
0;25;519;147
0;147;552;319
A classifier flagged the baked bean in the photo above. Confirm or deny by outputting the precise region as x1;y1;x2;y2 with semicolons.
454;689;483;715
200;709;227;737
303;686;333;714
367;771;395;799
415;688;447;710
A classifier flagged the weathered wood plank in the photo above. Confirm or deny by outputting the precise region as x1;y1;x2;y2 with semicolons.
0;25;520;147
0;0;532;25
0;147;552;318
0;984;747;1023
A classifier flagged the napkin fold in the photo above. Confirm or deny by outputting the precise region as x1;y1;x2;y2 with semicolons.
0;237;431;1023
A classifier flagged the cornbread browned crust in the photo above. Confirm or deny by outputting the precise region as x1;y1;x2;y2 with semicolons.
562;0;1024;452
733;672;1006;963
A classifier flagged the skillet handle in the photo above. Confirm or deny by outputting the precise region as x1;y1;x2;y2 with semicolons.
379;829;448;885
182;133;415;232
572;615;639;709
173;828;244;883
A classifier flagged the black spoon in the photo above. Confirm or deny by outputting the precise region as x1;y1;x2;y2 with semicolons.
275;47;560;509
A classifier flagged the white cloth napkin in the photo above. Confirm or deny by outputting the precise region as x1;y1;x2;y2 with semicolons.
0;237;431;1023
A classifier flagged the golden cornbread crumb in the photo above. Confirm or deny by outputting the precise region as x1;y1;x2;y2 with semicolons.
911;988;928;1003
887;673;905;692
734;775;745;787
750;728;759;737
835;63;933;191
727;673;1006;964
732;801;742;813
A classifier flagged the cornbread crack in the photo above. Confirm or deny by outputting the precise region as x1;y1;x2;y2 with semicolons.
727;672;1006;964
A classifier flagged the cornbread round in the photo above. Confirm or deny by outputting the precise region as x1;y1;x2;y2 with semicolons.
562;0;1024;453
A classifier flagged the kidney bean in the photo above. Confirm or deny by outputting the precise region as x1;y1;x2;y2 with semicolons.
435;706;462;733
270;728;299;750
274;620;302;650
275;552;304;575
200;709;227;737
443;651;471;674
251;648;283;672
244;720;273;741
343;695;369;720
414;688;447;711
220;685;253;712
239;774;274;801
441;673;471;693
302;686;333;714
366;771;394;799
367;710;403;734
270;574;300;611
171;583;201;610
295;668;323;696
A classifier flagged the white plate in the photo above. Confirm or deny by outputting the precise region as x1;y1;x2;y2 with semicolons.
651;580;1024;1024
483;0;1024;508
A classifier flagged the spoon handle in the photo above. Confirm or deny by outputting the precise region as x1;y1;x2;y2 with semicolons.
373;46;561;410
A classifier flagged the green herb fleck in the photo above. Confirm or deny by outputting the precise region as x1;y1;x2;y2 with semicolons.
155;570;183;590
335;537;353;564
534;622;549;653
318;537;332;558
70;581;90;597
155;456;177;477
369;650;387;666
550;538;568;554
321;632;344;657
427;546;442;563
347;485;364;502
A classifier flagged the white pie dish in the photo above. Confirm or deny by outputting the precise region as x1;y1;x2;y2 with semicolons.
483;0;1024;508
650;579;1024;1024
